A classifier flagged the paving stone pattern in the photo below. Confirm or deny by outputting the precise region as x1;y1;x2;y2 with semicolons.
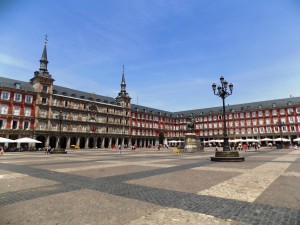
0;148;299;225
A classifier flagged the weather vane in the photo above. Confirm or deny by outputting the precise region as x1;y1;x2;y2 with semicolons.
44;34;48;44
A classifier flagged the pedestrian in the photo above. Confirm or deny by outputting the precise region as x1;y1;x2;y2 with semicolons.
47;146;51;154
44;146;48;154
0;145;4;156
118;145;122;154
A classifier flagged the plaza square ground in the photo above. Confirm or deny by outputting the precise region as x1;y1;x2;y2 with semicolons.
0;147;299;225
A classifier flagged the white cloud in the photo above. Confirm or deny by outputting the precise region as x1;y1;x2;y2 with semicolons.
0;53;32;70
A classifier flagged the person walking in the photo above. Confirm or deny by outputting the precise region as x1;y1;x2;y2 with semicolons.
0;145;4;156
118;145;122;154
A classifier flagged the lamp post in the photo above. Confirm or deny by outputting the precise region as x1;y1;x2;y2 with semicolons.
212;76;233;151
277;121;284;149
55;111;67;152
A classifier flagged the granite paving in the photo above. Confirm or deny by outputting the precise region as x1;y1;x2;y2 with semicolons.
0;148;299;225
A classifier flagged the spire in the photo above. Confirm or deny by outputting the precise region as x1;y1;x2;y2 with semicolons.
116;65;130;99
121;65;126;94
39;35;48;71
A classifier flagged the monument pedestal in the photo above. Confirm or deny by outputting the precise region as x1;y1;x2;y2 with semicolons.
211;151;244;162
184;133;200;153
50;148;67;154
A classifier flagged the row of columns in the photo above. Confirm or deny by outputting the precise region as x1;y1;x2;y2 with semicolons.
41;136;159;149
44;136;132;149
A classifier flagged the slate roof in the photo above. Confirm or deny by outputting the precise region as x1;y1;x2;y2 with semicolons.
0;77;35;92
174;97;300;117
131;104;171;115
52;85;117;104
132;97;300;117
1;76;299;116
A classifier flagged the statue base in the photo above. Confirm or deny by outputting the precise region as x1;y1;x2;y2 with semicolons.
184;133;199;153
211;151;244;162
50;148;67;154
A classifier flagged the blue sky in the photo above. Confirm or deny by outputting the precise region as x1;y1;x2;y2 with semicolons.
1;0;300;112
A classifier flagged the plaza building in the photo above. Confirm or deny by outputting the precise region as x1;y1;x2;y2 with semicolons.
1;40;300;149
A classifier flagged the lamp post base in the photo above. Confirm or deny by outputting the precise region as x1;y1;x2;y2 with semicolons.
50;148;67;154
211;151;244;162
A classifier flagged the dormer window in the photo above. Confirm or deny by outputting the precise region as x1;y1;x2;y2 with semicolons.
53;90;57;94
14;83;21;89
80;96;85;99
272;103;276;107
258;105;262;109
287;101;292;106
62;92;67;96
71;94;76;97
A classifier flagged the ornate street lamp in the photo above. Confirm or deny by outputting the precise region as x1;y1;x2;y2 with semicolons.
211;76;244;161
212;76;233;151
53;111;67;153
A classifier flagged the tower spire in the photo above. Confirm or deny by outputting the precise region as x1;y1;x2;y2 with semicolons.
116;65;130;99
121;65;126;94
39;34;48;71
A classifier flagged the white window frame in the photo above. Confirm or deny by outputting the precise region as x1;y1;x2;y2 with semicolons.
12;120;19;129
0;104;8;114
14;93;22;102
13;106;21;116
1;91;10;100
259;127;265;133
23;121;30;130
290;126;296;132
289;117;295;123
0;119;7;129
288;108;293;114
25;95;33;103
24;107;31;117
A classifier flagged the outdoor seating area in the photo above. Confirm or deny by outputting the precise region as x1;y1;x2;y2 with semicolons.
202;137;298;145
0;137;42;152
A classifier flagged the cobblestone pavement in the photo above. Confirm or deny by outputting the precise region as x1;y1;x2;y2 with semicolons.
0;148;299;225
